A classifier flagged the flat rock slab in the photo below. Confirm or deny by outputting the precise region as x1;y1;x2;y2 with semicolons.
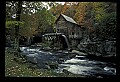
72;50;87;56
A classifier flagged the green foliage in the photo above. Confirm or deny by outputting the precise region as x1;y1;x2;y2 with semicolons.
98;12;116;39
6;2;116;44
6;21;25;28
37;8;56;33
6;1;57;44
93;2;106;23
49;4;63;17
19;13;39;39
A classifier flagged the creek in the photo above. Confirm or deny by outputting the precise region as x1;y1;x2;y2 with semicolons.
20;46;116;78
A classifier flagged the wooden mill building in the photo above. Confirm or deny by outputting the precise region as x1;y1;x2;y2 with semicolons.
54;14;85;47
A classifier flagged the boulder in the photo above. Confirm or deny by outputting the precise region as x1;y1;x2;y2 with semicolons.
45;61;58;69
68;53;76;59
72;50;87;56
27;57;38;64
43;46;52;51
58;58;64;64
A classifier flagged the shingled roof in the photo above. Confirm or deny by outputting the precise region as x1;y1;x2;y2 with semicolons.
61;14;77;24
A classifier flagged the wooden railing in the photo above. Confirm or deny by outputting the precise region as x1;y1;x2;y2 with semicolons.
69;35;81;39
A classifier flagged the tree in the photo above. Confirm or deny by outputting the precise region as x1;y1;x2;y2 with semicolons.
97;12;116;39
6;1;18;21
63;3;77;18
74;2;87;25
93;2;117;40
6;1;57;46
49;4;63;17
19;13;39;45
37;8;56;34
14;1;22;55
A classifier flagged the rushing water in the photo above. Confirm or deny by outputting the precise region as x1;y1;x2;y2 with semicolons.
20;46;116;77
55;57;116;77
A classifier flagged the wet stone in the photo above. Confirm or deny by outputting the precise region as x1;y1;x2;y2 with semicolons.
46;61;58;69
20;46;116;77
68;53;76;59
63;69;72;74
58;58;64;64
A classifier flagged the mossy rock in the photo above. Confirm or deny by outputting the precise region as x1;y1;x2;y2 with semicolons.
68;54;76;59
45;61;58;69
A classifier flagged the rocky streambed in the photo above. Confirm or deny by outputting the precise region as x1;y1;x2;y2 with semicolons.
20;45;116;78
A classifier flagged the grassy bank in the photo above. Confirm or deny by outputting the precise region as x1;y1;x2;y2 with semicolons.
5;47;87;77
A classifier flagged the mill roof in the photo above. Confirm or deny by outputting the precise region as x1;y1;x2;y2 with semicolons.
61;14;77;24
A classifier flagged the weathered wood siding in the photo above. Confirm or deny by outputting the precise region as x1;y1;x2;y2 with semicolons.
55;15;82;39
56;16;68;36
68;22;82;39
55;14;83;47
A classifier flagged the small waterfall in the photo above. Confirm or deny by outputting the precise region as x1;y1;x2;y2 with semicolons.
42;33;70;49
61;35;70;49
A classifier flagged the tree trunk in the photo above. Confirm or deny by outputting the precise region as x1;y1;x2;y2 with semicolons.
27;36;31;46
14;1;22;55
